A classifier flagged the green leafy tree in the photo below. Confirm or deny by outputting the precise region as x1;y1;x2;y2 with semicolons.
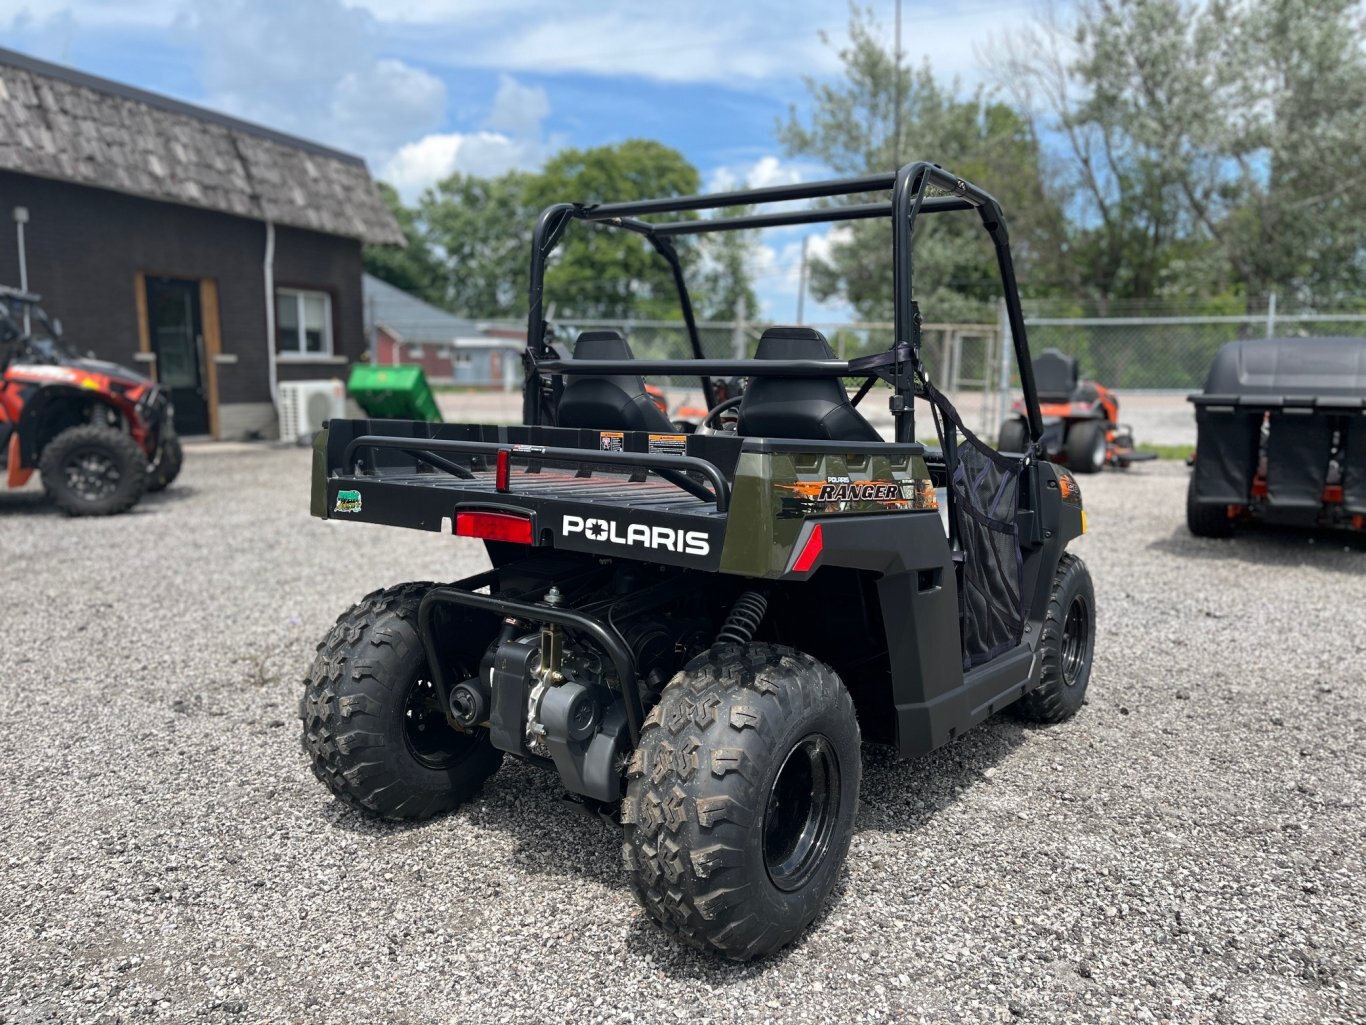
418;170;538;318
528;140;705;320
1003;0;1366;310
377;140;757;327
778;5;1069;323
362;182;444;304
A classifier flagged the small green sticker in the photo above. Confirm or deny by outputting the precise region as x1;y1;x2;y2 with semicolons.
334;489;362;513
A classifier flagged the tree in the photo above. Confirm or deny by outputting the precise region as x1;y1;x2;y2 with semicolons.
374;140;758;326
778;5;1069;322
528;140;705;320
1003;0;1366;310
417;170;538;319
362;182;444;304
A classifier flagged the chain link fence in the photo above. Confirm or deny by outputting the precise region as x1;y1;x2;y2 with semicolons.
381;298;1366;441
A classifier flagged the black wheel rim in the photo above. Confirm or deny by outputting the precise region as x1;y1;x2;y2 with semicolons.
1060;595;1090;686
763;734;841;892
402;676;473;770
63;449;120;501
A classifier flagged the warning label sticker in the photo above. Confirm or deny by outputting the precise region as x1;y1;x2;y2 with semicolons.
647;433;688;457
599;431;624;452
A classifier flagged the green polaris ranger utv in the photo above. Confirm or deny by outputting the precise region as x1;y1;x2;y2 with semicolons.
300;161;1094;961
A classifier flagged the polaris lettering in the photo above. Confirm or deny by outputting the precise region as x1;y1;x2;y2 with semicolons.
562;514;710;556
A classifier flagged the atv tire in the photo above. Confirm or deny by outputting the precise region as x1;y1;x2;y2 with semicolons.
147;432;183;492
1014;554;1095;723
1066;420;1108;474
1185;475;1234;538
300;582;503;820
997;418;1029;454
622;643;860;961
40;424;148;516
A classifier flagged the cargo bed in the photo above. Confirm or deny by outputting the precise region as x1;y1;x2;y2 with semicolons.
314;419;742;569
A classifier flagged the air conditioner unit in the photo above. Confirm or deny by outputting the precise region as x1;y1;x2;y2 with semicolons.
277;379;346;445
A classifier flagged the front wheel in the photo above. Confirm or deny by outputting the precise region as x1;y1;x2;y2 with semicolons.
39;425;148;516
1066;420;1108;474
300;583;503;820
147;431;183;492
1014;553;1095;723
1186;474;1234;538
622;643;861;961
997;418;1029;454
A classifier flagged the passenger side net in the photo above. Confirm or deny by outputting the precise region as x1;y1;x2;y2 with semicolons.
920;375;1026;669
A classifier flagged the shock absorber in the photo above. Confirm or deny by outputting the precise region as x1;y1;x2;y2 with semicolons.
716;591;768;646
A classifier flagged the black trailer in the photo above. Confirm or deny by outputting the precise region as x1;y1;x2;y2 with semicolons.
300;161;1095;961
1187;336;1366;537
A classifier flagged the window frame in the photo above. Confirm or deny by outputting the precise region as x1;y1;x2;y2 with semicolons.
275;287;334;360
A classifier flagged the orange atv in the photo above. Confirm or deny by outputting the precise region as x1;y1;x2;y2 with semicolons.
998;348;1153;473
1;287;180;515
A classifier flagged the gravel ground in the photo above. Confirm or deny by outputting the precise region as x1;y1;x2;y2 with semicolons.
1;446;1362;1025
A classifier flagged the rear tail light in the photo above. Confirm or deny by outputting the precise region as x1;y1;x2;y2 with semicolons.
455;510;533;544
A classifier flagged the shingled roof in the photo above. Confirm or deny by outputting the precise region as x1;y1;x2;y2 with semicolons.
0;47;404;246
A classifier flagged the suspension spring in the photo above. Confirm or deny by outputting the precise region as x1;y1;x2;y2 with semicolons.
716;591;768;646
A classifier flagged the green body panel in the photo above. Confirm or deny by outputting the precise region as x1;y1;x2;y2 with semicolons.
346;364;443;423
310;427;330;519
719;449;933;578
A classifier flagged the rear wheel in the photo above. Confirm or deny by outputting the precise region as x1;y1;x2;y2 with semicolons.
1186;473;1234;538
39;425;148;516
1066;420;1108;474
997;418;1029;454
147;431;183;492
622;643;860;961
1014;553;1095;723
300;582;503;820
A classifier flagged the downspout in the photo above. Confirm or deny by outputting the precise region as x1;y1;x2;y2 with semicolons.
263;219;277;407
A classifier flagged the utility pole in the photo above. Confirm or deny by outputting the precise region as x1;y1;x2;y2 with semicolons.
796;235;809;325
893;0;904;166
732;294;747;359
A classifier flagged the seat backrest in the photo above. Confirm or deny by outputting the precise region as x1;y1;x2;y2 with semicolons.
555;330;674;433
1032;348;1080;403
737;326;881;442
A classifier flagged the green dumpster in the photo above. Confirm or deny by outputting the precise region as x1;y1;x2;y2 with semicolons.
346;364;443;423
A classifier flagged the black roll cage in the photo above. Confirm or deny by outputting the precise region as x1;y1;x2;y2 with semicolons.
522;160;1044;445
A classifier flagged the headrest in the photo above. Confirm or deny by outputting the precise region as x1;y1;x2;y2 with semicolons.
754;326;836;361
574;330;633;361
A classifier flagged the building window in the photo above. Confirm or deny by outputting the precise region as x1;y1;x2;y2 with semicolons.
276;288;332;357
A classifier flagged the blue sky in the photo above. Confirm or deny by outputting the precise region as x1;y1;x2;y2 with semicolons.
3;0;1036;321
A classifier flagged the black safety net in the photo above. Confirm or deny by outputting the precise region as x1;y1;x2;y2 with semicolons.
920;376;1026;669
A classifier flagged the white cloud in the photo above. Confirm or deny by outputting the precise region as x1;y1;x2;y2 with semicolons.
380;74;554;200
178;0;445;165
706;155;812;194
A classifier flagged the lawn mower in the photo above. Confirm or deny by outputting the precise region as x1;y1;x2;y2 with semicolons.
299;162;1094;961
1187;335;1366;537
998;347;1153;472
0;287;181;515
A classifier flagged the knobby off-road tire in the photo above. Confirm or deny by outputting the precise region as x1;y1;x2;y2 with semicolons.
1014;553;1095;724
300;582;502;820
147;432;183;492
997;418;1029;455
1185;474;1234;538
622;643;861;961
1066;420;1108;474
39;424;148;516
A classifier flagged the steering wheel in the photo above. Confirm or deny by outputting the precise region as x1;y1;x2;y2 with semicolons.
701;395;744;431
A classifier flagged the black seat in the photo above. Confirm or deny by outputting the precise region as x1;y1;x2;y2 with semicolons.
737;326;881;442
1032;348;1080;403
555;331;674;433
